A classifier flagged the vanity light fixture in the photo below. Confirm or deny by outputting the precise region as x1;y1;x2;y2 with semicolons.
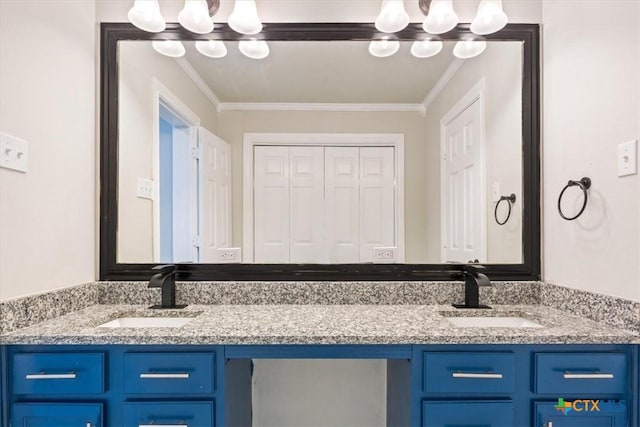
470;0;508;35
453;39;487;58
195;40;228;58
410;39;443;58
127;0;166;33
228;0;263;35
368;38;401;58
152;40;186;57
375;0;411;33
238;39;269;59
178;0;214;34
422;0;458;35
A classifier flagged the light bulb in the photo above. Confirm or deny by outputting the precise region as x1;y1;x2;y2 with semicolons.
239;40;269;59
471;0;508;35
152;40;186;58
410;39;443;58
128;0;166;33
229;0;263;35
195;40;228;58
423;0;458;35
178;0;214;34
375;0;410;33
453;40;487;59
368;39;400;58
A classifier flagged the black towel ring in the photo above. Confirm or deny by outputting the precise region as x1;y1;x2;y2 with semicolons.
494;194;516;225
557;177;591;221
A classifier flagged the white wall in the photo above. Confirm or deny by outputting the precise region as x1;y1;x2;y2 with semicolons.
0;1;96;301
542;0;640;301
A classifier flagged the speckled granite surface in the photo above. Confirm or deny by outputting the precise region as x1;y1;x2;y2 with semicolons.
1;304;636;345
0;282;97;335
97;281;541;306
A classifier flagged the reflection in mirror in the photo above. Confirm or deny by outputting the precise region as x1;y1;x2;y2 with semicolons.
117;40;523;265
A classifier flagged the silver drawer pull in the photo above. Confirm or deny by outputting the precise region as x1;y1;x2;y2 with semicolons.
139;373;190;379
25;372;77;380
563;371;614;379
452;372;503;379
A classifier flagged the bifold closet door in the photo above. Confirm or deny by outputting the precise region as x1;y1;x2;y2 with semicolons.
254;146;324;263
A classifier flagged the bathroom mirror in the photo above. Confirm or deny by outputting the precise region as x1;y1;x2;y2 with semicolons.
101;23;540;281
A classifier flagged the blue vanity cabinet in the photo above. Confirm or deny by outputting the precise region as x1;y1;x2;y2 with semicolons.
534;401;627;426
11;403;103;427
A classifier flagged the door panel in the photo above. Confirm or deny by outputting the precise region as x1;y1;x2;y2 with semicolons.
199;127;232;262
254;146;290;262
325;147;360;263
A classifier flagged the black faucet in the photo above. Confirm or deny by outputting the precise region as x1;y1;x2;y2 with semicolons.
452;264;492;309
148;264;187;309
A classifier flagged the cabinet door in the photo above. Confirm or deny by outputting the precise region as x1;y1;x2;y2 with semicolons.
123;402;214;427
12;403;102;427
423;400;513;427
534;401;627;427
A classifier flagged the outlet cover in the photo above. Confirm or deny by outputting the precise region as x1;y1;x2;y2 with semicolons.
374;247;397;263
618;140;637;177
217;247;242;263
0;132;28;173
136;177;154;200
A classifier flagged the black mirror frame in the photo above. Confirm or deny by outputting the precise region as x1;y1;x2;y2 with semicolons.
100;22;540;281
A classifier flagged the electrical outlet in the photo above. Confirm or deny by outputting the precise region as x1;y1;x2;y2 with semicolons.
136;177;154;200
618;140;637;177
0;132;28;173
374;247;397;262
218;247;242;263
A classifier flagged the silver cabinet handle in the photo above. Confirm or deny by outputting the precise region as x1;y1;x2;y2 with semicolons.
546;422;553;427
563;372;614;379
25;373;77;380
139;424;187;427
139;373;190;379
452;372;503;379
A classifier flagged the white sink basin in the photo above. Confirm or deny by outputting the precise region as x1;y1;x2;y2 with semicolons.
98;317;194;328
446;316;544;328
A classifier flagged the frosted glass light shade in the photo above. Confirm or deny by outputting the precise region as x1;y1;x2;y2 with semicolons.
239;40;269;59
453;40;487;58
368;39;400;58
152;40;186;57
375;0;410;33
128;0;166;33
195;40;228;58
471;0;508;35
178;0;214;34
410;39;443;58
423;0;458;34
229;0;263;35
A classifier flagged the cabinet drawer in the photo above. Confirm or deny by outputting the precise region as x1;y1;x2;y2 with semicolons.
422;400;513;427
423;352;515;394
123;402;214;427
12;402;103;427
534;401;627;426
12;353;105;395
534;353;628;394
124;352;215;395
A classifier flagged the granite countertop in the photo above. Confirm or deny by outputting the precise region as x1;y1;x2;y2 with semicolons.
1;304;637;345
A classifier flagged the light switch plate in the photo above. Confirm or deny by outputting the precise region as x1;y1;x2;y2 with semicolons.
618;140;637;177
136;177;154;200
0;132;28;173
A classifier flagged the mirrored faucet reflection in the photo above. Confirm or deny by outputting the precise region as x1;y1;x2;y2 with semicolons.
148;264;187;309
453;264;492;309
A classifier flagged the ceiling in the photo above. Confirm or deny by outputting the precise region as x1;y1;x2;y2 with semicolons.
181;41;458;104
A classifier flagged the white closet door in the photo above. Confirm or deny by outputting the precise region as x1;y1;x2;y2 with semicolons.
359;147;395;262
199;127;232;262
442;99;484;263
289;147;325;263
325;147;360;263
254;146;290;262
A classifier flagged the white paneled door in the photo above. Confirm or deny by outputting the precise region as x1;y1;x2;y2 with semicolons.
442;99;485;263
254;145;396;263
199;127;232;262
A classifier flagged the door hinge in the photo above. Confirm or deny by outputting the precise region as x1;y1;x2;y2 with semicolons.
192;235;201;248
191;146;200;160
